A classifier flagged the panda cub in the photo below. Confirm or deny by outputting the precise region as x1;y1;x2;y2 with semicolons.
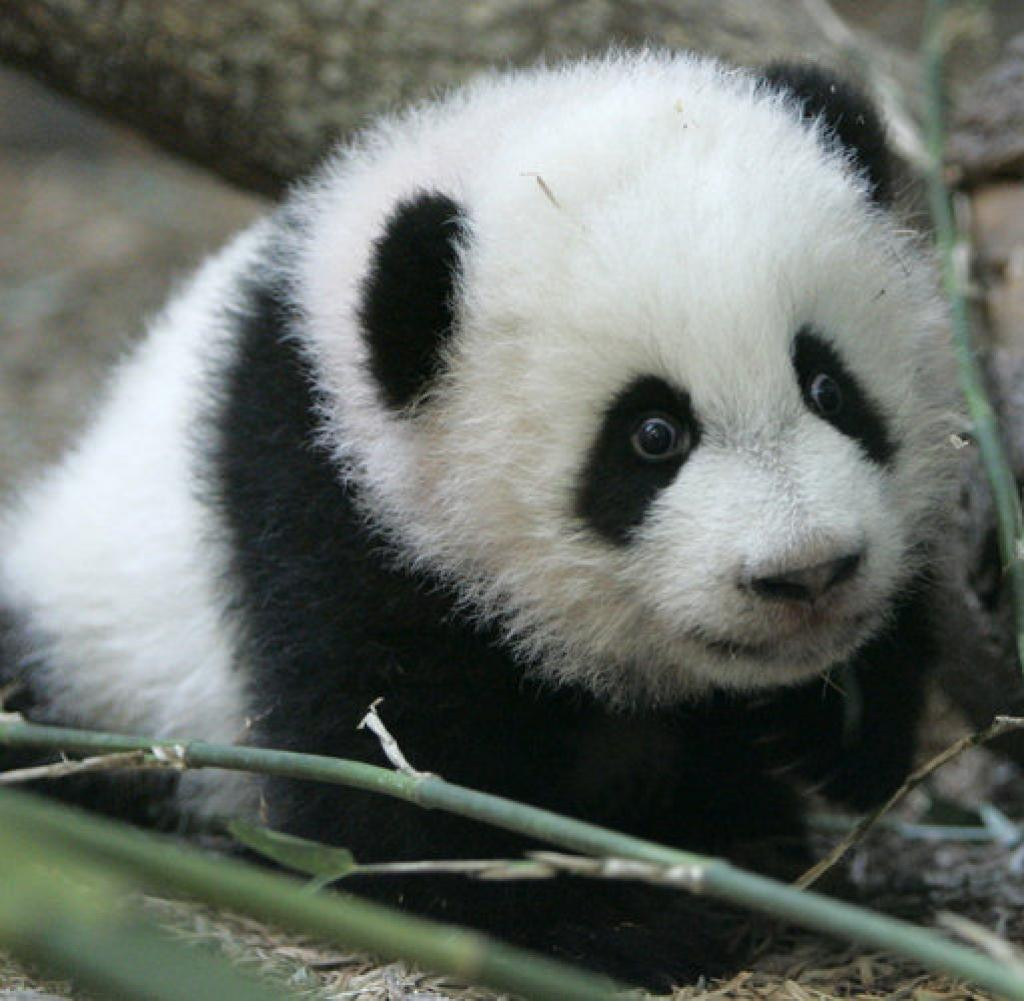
1;52;954;985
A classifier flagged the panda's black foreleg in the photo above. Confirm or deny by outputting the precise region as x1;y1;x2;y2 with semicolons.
259;768;769;991
251;667;810;989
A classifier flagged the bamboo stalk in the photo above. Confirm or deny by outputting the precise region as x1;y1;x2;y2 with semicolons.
0;786;622;1001
922;0;1024;673
0;823;294;1001
3;719;1024;998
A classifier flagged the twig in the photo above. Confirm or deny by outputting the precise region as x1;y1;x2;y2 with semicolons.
0;741;188;786
529;851;705;891
809;813;1020;844
4;719;1024;999
352;858;556;880
521;173;562;211
346;851;705;891
796;715;1024;888
358;699;431;779
0;749;160;785
938;912;1024;973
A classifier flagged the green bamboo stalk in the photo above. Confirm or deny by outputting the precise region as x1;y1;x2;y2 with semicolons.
0;823;294;1001
0;786;623;1001
922;0;1024;673
3;719;1024;998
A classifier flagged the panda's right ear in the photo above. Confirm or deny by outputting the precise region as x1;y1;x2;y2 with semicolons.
359;191;466;411
761;63;892;206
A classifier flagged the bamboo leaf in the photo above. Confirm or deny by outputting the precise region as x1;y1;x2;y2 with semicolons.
228;818;357;886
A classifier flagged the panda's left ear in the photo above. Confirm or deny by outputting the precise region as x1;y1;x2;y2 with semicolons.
359;191;467;411
761;63;892;206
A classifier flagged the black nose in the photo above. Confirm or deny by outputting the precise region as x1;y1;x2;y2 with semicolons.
747;551;863;604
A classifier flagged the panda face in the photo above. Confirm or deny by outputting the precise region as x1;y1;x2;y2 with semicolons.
296;53;956;706
572;326;902;695
410;207;948;704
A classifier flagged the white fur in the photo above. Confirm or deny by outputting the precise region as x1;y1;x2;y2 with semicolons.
0;227;269;814
1;50;957;770
290;51;957;704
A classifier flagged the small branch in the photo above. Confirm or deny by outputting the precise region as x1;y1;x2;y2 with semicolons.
0;749;159;785
938;912;1024;973
357;699;431;779
346;851;705;891
352;858;557;881
522;173;563;211
796;715;1024;889
0;740;189;785
528;852;706;892
809;813;1019;844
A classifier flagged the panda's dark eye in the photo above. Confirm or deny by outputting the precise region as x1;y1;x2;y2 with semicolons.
631;414;689;462
808;373;843;417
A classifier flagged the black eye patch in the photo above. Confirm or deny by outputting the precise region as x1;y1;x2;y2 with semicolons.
576;376;700;545
792;327;894;465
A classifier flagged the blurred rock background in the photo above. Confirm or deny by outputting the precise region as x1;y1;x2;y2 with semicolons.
0;67;261;489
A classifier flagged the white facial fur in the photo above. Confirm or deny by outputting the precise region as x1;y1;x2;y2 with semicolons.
294;51;957;707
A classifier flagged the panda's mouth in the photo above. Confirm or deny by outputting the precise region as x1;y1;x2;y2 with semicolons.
704;637;774;659
696;610;875;664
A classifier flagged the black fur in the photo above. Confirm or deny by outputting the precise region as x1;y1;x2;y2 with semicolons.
762;63;892;205
359;191;465;410
207;241;930;987
792;327;894;465
576;376;700;544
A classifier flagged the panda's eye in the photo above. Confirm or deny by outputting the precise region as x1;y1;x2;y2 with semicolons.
631;414;689;462
808;373;843;417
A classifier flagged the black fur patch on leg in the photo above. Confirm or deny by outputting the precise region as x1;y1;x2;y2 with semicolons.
762;63;892;205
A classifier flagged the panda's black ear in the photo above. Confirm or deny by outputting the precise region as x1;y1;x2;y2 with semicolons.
360;191;466;411
761;63;892;206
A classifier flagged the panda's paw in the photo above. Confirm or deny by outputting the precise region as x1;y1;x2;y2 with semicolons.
545;913;749;994
536;889;759;994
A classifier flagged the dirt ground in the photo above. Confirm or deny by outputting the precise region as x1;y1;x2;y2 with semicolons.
3;4;1024;1000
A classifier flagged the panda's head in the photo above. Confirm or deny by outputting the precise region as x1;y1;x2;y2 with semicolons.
295;54;957;706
